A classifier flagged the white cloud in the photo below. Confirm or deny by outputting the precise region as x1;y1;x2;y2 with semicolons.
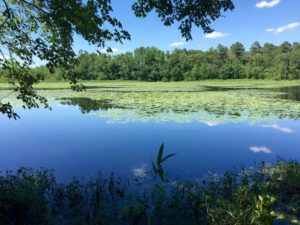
261;124;293;133
204;31;229;39
256;0;281;8
275;22;299;33
202;121;222;127
132;164;148;178
267;22;300;34
249;146;272;154
266;28;275;32
169;41;186;47
100;47;120;53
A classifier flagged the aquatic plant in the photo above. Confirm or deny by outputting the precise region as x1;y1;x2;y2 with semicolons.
0;158;299;225
2;81;300;123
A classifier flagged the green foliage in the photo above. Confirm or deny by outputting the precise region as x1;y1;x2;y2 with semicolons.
151;144;176;193
0;0;234;118
0;168;55;224
0;0;130;118
132;0;234;41
0;160;299;225
29;41;300;84
252;194;277;225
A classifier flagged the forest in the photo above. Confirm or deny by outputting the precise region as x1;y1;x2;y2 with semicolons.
17;41;300;82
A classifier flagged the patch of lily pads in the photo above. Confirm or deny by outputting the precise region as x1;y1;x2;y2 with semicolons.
1;83;300;124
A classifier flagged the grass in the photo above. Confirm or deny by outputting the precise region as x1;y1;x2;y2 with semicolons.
1;80;300;91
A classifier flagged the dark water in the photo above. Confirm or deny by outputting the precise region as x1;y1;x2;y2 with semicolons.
271;86;300;101
205;85;300;101
1;89;300;182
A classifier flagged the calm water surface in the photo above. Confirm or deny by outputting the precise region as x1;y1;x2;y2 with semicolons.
1;87;300;181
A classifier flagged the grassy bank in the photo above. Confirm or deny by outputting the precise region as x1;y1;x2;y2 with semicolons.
1;80;300;91
0;160;299;225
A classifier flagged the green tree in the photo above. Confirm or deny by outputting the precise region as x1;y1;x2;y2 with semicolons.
115;53;135;80
250;41;262;54
132;0;234;41
137;47;165;81
230;42;245;60
71;52;101;80
216;44;229;64
273;42;292;80
289;43;300;79
170;67;184;81
106;59;121;80
39;41;300;82
220;63;234;79
0;0;234;118
0;0;130;118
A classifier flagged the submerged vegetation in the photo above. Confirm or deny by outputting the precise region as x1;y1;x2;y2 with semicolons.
0;158;299;225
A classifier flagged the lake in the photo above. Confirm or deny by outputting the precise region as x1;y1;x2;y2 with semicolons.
1;82;300;181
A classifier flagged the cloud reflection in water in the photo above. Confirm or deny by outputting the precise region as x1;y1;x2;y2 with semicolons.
132;163;148;178
249;146;272;154
261;124;293;133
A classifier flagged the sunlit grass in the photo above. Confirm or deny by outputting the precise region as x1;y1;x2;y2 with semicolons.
1;80;300;90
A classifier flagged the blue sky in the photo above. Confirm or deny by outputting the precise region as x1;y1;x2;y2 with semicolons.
74;0;300;53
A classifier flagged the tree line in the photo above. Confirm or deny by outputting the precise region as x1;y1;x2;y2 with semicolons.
9;41;300;81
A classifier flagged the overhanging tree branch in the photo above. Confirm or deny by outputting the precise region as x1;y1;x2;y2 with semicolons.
0;0;234;119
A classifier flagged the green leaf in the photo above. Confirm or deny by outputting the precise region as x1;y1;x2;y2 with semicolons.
157;143;164;165
161;153;176;164
151;160;157;173
154;184;164;194
157;167;164;181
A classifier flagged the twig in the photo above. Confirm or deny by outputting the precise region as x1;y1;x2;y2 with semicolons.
0;90;15;101
17;0;50;15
